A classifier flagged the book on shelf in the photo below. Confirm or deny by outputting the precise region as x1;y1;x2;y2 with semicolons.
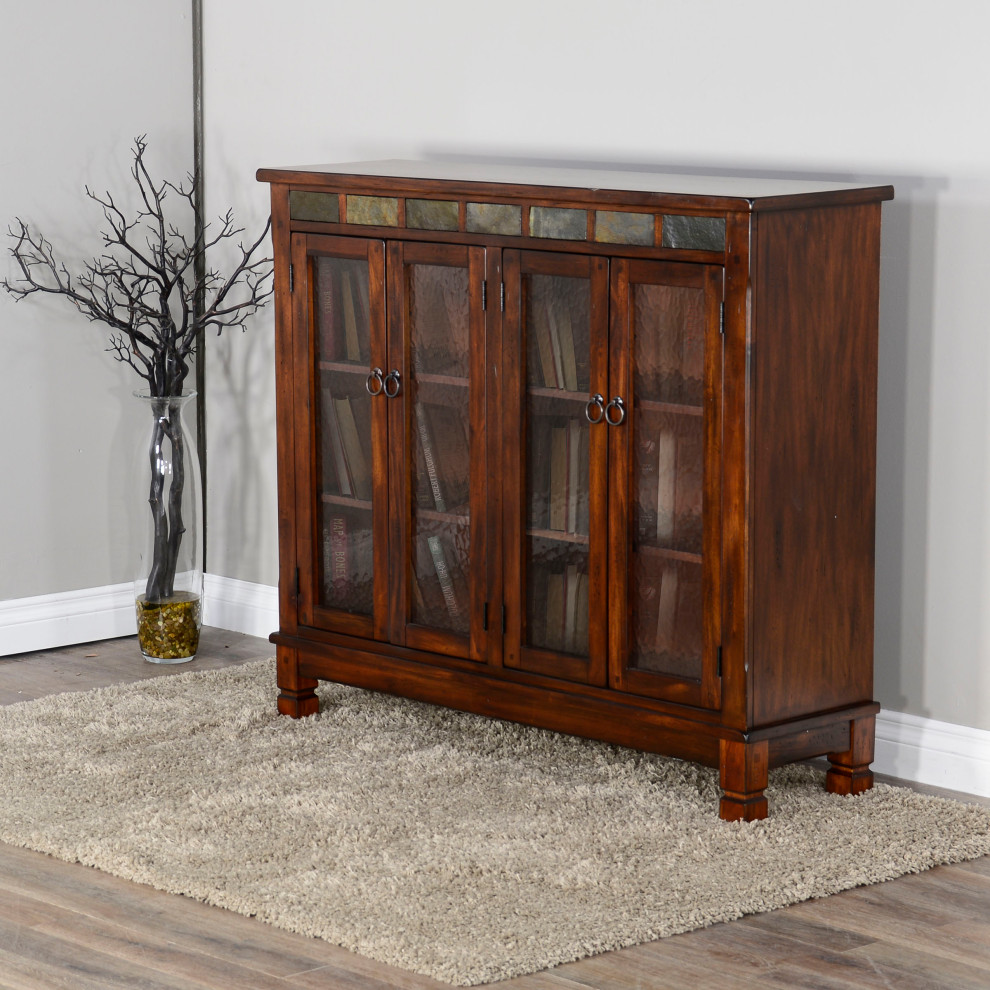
546;298;578;391
321;390;352;497
527;427;551;530
566;419;590;534
415;401;470;514
548;426;568;531
545;418;589;536
544;571;565;652
529;297;559;388
573;570;589;656
528;293;578;392
428;534;460;619
322;514;375;613
655;563;679;655
316;262;336;359
334;396;372;501
538;563;589;656
326;515;349;597
563;562;586;654
655;428;677;542
340;270;362;362
416;401;447;513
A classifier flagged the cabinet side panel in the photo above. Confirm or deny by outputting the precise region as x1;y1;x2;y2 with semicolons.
269;186;298;635
751;203;882;726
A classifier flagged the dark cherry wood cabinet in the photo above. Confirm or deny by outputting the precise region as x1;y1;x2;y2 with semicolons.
258;160;893;820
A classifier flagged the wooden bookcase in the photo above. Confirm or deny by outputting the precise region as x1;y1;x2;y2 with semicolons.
258;160;894;820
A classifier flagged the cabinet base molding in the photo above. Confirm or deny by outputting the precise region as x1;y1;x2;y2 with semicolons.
273;634;880;820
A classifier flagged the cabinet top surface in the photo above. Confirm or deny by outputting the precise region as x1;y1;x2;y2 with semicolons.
257;158;894;208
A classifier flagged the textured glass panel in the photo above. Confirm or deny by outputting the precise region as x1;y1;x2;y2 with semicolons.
465;202;521;235
289;191;340;223
628;278;706;679
595;210;654;246
524;274;591;392
634;411;703;555
631;557;703;679
406;199;459;231
313;256;375;616
529;206;586;240
408;264;471;636
313;256;371;367
346;195;399;226
632;283;705;406
661;215;725;251
522;273;591;658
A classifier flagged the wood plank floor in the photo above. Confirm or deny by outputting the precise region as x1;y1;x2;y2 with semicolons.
1;628;988;989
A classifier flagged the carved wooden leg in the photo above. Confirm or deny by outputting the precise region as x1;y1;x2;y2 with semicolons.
826;714;876;796
719;738;769;821
276;645;319;718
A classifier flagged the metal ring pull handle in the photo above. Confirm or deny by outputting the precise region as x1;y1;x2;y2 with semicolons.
365;367;385;396
383;369;402;398
604;396;627;426
584;393;605;425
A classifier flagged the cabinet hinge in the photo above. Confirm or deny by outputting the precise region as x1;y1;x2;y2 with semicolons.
500;282;505;312
289;263;294;292
501;605;507;634
716;645;723;678
481;280;487;311
294;566;300;599
718;301;725;335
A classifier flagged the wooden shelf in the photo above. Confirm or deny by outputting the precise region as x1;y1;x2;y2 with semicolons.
635;544;702;566
415;371;469;389
321;493;372;510
319;360;368;375
638;397;703;417
527;527;590;546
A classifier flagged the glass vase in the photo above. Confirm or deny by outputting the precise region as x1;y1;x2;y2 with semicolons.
133;391;203;663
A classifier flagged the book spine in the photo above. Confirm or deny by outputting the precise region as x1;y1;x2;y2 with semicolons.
656;564;679;653
335;397;372;502
322;391;353;497
317;262;336;360
427;535;460;618
548;425;568;530
329;515;349;596
341;270;361;362
656;429;677;542
417;403;447;513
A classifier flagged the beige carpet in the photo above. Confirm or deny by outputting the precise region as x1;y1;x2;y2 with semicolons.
2;660;990;985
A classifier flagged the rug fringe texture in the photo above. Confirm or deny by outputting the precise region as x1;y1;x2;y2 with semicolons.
2;659;989;985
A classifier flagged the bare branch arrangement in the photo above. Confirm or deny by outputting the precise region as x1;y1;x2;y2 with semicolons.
2;138;273;637
3;135;273;397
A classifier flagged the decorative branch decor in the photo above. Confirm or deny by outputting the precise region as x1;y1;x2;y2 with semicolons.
3;136;273;659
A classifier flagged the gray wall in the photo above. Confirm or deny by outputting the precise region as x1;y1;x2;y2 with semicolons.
0;1;194;600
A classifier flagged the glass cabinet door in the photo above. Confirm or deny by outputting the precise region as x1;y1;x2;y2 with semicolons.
503;251;609;685
608;259;722;708
387;242;487;661
293;233;388;640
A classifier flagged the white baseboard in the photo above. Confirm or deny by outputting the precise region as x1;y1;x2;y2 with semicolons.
0;582;136;656
0;575;278;657
874;709;990;800
3;582;989;800
202;573;278;641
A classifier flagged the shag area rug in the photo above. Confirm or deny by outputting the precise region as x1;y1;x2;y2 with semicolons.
2;660;990;985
